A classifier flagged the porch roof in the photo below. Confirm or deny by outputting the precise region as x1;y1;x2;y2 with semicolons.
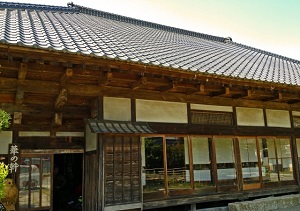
0;2;299;86
87;119;156;134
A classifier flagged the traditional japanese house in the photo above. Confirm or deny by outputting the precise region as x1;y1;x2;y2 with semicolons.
0;2;300;211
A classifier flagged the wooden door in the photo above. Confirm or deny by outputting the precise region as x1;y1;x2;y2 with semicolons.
239;137;261;190
18;155;52;211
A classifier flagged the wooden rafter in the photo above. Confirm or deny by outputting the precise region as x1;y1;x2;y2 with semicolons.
99;72;113;86
55;89;68;110
160;81;178;92
15;63;27;105
13;111;22;124
61;68;73;86
131;76;148;90
51;112;62;127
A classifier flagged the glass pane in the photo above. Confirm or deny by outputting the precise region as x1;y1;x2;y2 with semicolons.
42;156;51;207
239;138;260;184
19;156;52;209
277;138;294;181
19;160;30;209
297;138;300;172
142;137;165;193
259;138;279;183
215;137;237;186
191;137;214;189
166;137;191;190
31;157;41;208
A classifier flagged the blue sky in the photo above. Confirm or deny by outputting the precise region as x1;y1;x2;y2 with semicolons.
3;0;300;61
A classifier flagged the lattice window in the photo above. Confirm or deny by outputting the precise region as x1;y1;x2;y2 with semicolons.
191;110;233;125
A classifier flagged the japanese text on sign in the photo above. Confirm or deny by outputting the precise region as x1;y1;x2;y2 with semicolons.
8;144;20;174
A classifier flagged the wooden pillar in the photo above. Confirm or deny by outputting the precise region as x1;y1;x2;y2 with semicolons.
190;203;197;211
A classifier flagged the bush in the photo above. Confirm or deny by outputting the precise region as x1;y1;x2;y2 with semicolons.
0;162;8;200
0;110;11;132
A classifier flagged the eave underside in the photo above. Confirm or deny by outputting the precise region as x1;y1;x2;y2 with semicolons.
1;45;300;132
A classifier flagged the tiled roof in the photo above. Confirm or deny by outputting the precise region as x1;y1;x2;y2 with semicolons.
0;2;300;85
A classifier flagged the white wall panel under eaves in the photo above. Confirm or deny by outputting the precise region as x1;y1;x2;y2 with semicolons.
136;99;187;123
266;109;291;128
103;97;131;121
236;107;264;126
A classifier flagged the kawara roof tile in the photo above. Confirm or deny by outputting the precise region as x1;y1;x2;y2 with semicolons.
0;1;300;85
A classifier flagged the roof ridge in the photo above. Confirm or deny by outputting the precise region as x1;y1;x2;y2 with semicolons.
68;2;228;43
233;42;300;64
0;1;78;12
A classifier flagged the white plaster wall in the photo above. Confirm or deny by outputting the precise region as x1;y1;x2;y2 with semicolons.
236;107;265;126
191;104;233;112
292;111;300;116
103;97;131;121
266;109;291;128
136;99;187;123
0;131;12;154
85;124;97;152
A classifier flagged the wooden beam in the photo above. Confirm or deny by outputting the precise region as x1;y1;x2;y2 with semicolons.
60;68;73;86
13;112;22;124
15;63;27;105
18;63;27;80
51;112;62;127
15;87;24;105
188;84;206;95
99;72;113;86
160;81;178;92
55;89;68;110
210;87;229;97
131;77;148;90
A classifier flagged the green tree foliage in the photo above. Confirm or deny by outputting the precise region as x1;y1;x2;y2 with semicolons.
0;110;11;132
0;162;8;200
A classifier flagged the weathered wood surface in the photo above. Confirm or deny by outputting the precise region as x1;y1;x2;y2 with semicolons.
1;45;300;132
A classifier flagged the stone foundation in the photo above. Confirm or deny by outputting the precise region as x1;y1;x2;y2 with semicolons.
228;194;300;211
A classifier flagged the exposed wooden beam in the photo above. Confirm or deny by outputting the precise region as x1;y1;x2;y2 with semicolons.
15;63;27;105
99;72;113;86
160;81;178;92
0;94;15;103
51;112;62;127
188;84;205;95
55;89;68;110
15;87;24;105
131;77;148;90
13;112;22;124
210;87;229;97
60;68;73;86
18;63;27;80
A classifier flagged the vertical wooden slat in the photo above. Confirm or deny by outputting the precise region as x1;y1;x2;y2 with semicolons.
131;99;136;122
112;137;116;204
188;136;194;191
98;134;103;211
122;137;124;203
234;137;242;191
163;136;168;197
211;137;218;191
138;136;142;203
256;137;263;187
130;137;133;202
273;139;280;182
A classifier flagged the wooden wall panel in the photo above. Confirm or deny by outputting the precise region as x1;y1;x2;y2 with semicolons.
104;135;141;207
84;153;99;211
